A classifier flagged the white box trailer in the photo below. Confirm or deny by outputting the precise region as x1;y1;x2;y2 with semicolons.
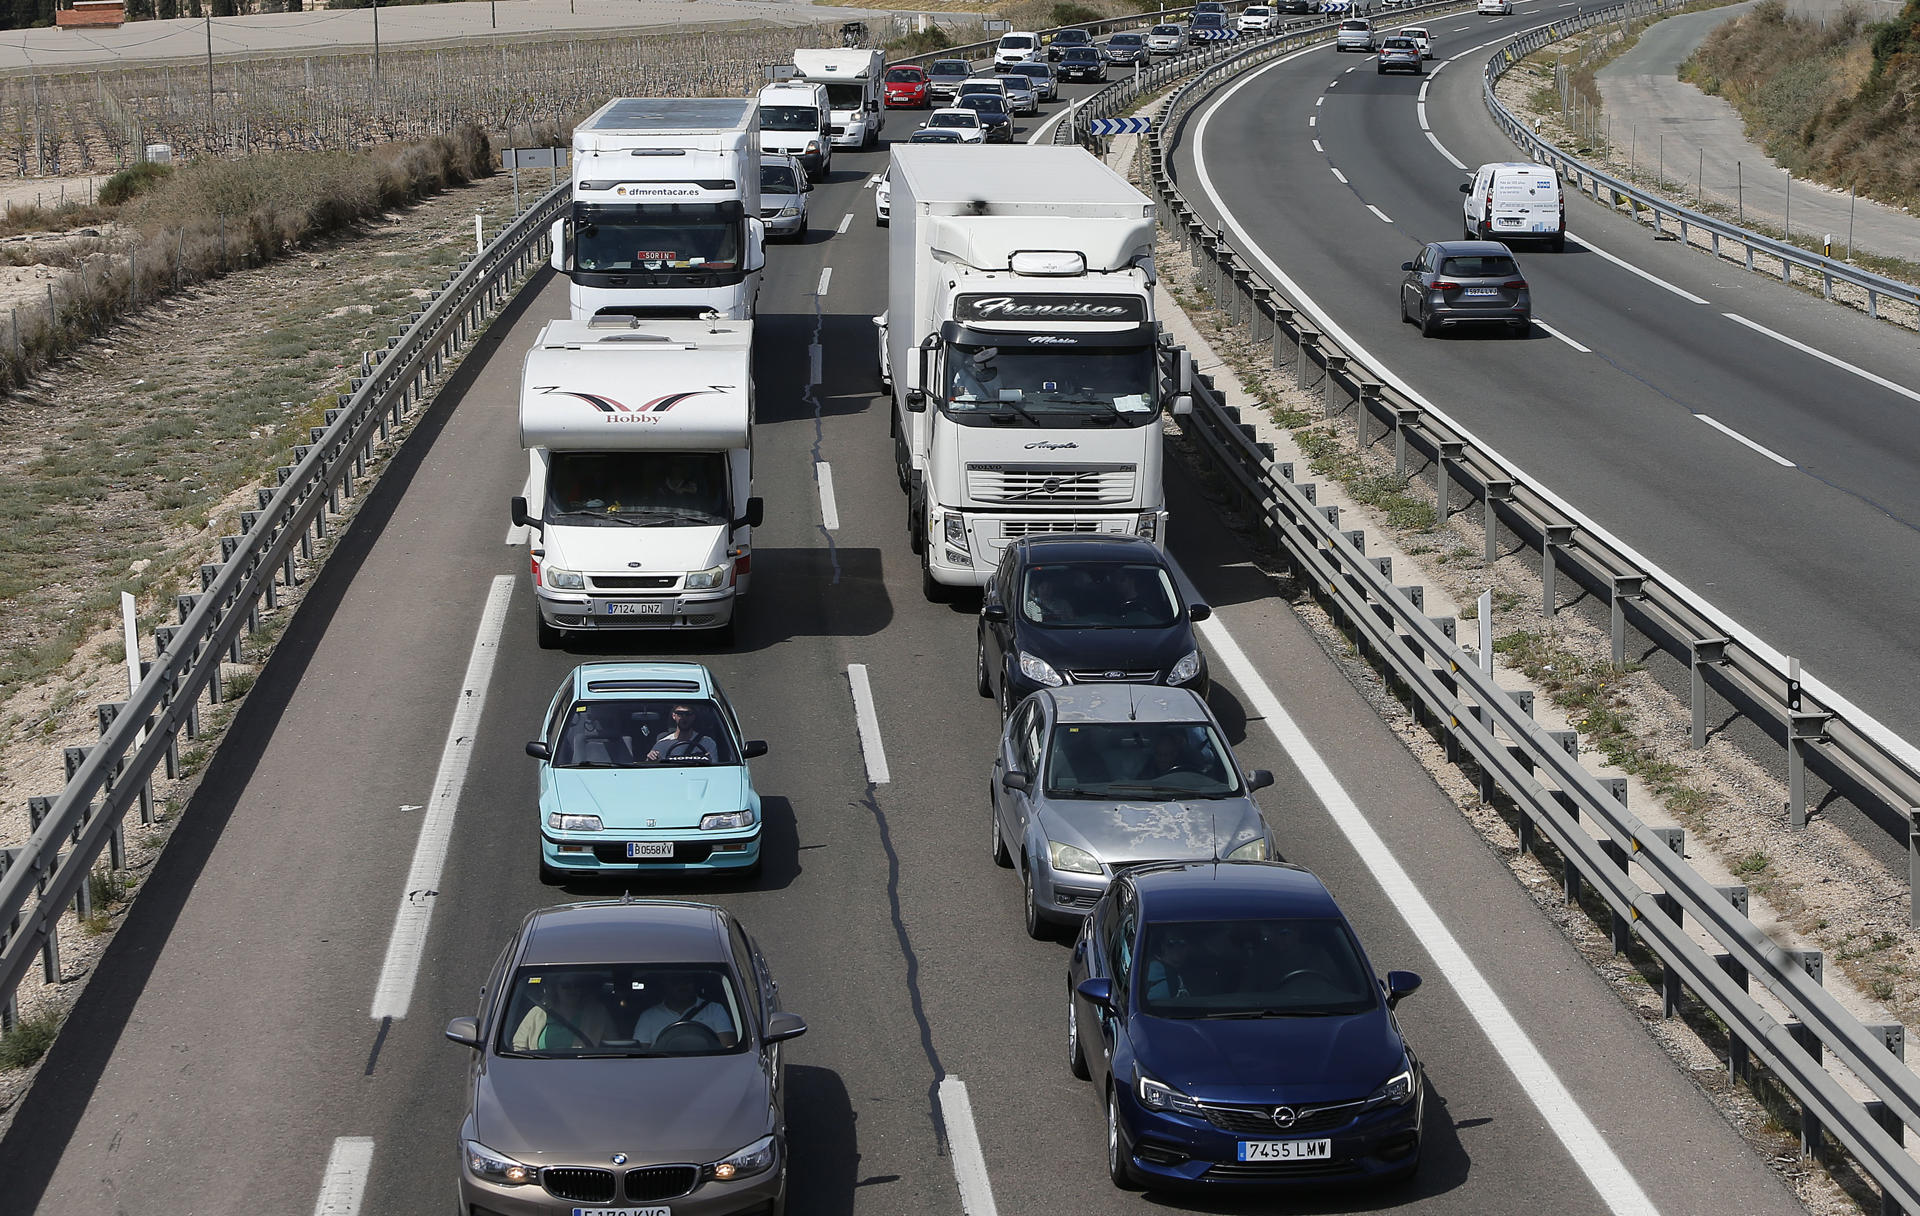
877;145;1190;599
791;47;887;149
511;317;762;647
553;98;767;321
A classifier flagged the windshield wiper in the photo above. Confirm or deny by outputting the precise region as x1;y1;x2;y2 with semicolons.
981;401;1044;426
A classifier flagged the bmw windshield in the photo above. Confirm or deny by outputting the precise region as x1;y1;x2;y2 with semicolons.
943;342;1158;426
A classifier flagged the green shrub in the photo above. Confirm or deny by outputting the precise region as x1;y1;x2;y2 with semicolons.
891;26;953;56
1051;2;1102;25
0;1011;61;1070
99;161;174;207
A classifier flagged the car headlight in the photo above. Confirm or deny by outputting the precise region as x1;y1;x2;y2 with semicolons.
546;812;603;832
543;566;584;590
1136;1068;1206;1117
685;562;730;590
1364;1058;1417;1108
699;809;758;831
1018;651;1064;687
944;514;966;545
1226;835;1269;862
778;206;800;217
464;1139;536;1186
709;1133;777;1180
1046;839;1101;874
1168;649;1202;685
805;140;820;155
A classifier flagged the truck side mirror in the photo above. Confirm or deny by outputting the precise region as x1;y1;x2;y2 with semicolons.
1176;348;1193;393
906;387;927;413
1169;394;1192;416
734;497;766;530
549;219;567;272
511;496;543;536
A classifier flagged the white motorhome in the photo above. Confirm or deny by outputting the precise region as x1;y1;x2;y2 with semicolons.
511;317;762;648
554;98;765;321
791;48;887;149
756;80;833;181
876;145;1191;600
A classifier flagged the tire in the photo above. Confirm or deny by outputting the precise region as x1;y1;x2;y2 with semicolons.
1399;293;1411;325
1419;308;1439;338
1107;1088;1142;1190
536;613;564;651
907;495;925;555
1068;986;1090;1079
1376;64;1385;73
990;791;1012;867
999;671;1016;719
1022;860;1051;940
977;632;994;697
1550;232;1566;252
538;856;564;886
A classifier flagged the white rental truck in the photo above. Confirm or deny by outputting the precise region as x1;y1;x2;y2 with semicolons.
553;97;766;321
510;316;763;648
791;47;887;150
877;145;1191;600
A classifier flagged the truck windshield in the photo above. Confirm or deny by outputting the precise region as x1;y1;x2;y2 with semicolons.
943;343;1158;425
545;452;731;526
821;83;866;108
573;204;741;273
760;106;821;131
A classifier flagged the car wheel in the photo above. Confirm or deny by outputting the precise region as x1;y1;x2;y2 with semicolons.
1550;232;1566;252
1022;860;1050;940
1068;986;1090;1079
536;614;564;651
538;856;564;886
1400;293;1411;325
1420;309;1440;338
906;496;925;555
977;632;994;697
991;790;1012;867
1107;1088;1142;1190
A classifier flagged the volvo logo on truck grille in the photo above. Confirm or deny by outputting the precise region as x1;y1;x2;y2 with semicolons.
954;294;1146;322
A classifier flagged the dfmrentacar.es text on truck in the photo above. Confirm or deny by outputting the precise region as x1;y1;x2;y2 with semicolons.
877;145;1192;600
552;98;766;321
510;317;764;649
791;47;887;149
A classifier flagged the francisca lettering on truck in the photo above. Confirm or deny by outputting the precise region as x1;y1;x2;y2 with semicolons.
955;294;1148;321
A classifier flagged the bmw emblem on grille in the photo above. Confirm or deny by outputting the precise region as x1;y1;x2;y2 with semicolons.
611;1153;628;1165
1271;1106;1298;1128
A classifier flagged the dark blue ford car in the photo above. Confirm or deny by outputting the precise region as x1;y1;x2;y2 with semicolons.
1067;861;1425;1190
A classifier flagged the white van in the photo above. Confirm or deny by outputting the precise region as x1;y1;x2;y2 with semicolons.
1462;161;1565;251
756;80;833;181
994;30;1041;67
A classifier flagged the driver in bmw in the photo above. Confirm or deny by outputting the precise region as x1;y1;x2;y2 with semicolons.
631;973;734;1047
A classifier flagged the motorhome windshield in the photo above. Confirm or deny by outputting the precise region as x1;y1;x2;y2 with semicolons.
545;452;731;526
943;342;1158;427
821;83;865;109
760;105;821;131
572;203;742;275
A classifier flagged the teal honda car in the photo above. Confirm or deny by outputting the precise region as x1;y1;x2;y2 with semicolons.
528;662;768;884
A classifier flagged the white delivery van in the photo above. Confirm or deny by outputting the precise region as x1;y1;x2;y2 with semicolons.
1462;161;1565;250
511;317;762;648
994;30;1041;67
791;47;887;149
756;80;834;181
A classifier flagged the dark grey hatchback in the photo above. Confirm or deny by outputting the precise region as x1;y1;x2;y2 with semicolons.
1399;240;1530;337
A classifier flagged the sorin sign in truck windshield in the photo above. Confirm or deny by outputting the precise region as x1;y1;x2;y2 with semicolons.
876;145;1192;599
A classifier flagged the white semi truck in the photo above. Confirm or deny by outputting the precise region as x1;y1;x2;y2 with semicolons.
510;317;762;648
791;47;887;149
877;145;1191;599
552;98;766;321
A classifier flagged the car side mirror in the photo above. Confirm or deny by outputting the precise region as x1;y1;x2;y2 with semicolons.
525;740;551;760
511;495;543;536
1187;603;1211;622
1384;970;1422;1009
983;603;1009;622
733;496;765;530
445;1016;481;1048
1245;768;1275;792
1458;182;1472;194
765;1011;808;1043
1076;977;1114;1010
1400;261;1414;271
743;740;769;759
1001;771;1031;793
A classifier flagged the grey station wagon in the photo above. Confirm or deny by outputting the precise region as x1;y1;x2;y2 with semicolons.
1400;240;1532;337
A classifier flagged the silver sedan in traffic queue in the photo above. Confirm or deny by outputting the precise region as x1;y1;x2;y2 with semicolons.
446;900;808;1216
990;684;1276;939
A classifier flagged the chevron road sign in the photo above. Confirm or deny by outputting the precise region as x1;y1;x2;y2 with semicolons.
1193;26;1240;39
1086;117;1153;135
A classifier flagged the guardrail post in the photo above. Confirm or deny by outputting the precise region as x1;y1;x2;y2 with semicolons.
1541;524;1575;614
1228;266;1248;328
1322;354;1349;419
1356;384;1382;453
1909;810;1920;929
1713;884;1750;1075
1272;304;1297;371
1393;407;1421;478
1609;574;1646;670
1599;837;1633;953
1435;442;1464;528
1296;332;1321;390
1484;479;1513;563
1250;285;1274;343
1787;711;1832;828
1785;1020;1823;1158
1689;637;1728;747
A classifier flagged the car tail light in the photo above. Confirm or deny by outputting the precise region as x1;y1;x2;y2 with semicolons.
1431;279;1460;290
1503;279;1528;289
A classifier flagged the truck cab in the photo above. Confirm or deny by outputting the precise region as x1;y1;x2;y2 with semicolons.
511;317;762;648
756;80;834;181
791;48;887;149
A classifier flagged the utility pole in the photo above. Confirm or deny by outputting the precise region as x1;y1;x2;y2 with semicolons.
205;11;216;152
372;0;381;121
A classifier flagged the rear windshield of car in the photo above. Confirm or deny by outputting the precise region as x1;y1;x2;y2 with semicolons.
1137;919;1377;1018
552;698;738;768
1383;38;1416;48
1064;47;1101;58
1055;29;1091;41
1044;721;1241;800
886;67;923;81
498;964;748;1057
1440;255;1520;277
929;112;975;127
1340;20;1369;29
1152;24;1182;33
1009;63;1050;77
931;59;970;75
1194;14;1225;26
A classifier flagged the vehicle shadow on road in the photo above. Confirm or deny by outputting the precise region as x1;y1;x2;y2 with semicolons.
539;792;803;898
787;1063;865;1214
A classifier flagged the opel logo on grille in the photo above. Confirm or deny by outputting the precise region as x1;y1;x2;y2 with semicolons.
1271;1106;1298;1128
611;1153;628;1165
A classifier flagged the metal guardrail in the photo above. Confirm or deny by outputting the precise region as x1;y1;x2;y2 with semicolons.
0;180;571;1032
1054;20;1920;1213
1482;0;1920;324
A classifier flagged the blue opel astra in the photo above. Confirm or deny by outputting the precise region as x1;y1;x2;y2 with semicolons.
1067;861;1425;1190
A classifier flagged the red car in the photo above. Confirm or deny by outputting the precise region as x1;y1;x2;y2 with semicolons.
884;65;930;108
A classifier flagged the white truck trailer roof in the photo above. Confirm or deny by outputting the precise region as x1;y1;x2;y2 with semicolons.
577;97;758;140
520;319;752;452
792;48;884;80
889;145;1152;217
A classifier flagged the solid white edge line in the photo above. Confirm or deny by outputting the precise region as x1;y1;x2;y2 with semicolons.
816;266;832;297
1330;167;1348;184
1533;318;1590;352
836;212;853;235
847;663;890;784
1695;413;1797;467
1197;618;1662;1216
1191;57;1661;1216
1723;311;1920;405
1416;101;1430;130
369;576;514;1021
1367;203;1393;223
1574;237;1709;304
816;461;841;529
1425;129;1466;170
938;1077;1000;1216
313;1136;376;1216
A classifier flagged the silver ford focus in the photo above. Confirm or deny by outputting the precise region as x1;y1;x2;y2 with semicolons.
990;684;1277;939
447;900;807;1215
